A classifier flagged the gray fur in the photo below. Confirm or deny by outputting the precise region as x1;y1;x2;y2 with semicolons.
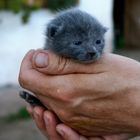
44;9;107;63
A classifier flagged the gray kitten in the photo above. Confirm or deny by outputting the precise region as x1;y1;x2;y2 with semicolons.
20;9;107;107
45;9;107;63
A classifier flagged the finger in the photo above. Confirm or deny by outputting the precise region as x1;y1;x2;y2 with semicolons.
18;50;59;96
32;49;108;75
103;133;136;140
20;49;36;70
56;124;105;140
56;124;88;140
89;137;104;140
33;106;46;132
26;104;33;114
26;104;34;118
19;50;35;86
18;49;45;89
43;111;62;140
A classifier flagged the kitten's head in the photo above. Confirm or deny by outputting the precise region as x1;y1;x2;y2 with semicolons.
46;9;107;63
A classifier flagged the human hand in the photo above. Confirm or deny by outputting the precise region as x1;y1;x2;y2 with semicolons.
27;105;134;140
19;50;140;136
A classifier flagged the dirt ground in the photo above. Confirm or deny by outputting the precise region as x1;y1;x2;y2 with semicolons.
0;86;47;140
0;49;140;140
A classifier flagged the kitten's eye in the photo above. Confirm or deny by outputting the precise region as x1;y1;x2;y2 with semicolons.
96;40;101;45
74;41;82;45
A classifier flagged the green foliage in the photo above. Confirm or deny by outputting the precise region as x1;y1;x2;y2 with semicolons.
47;0;79;11
7;0;22;13
0;1;5;9
4;107;31;123
0;0;79;23
0;0;42;23
22;8;31;24
115;34;125;49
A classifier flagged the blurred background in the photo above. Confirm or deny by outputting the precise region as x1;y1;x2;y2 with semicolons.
0;0;140;140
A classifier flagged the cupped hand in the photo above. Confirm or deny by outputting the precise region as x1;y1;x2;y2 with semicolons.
27;105;134;140
19;49;140;136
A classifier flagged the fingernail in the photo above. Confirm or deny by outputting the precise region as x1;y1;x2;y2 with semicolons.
56;127;65;136
34;53;48;68
34;108;40;119
44;114;49;126
26;105;33;113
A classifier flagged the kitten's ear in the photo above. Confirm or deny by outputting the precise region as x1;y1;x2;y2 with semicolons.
103;27;109;34
47;24;63;38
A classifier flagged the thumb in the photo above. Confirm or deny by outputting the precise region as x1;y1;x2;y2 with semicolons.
32;49;103;75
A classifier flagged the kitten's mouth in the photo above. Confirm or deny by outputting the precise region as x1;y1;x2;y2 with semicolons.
86;52;99;61
77;52;100;63
87;52;96;58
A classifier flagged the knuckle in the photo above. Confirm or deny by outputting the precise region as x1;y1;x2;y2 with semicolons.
56;88;74;103
18;72;26;88
58;109;72;123
18;70;30;89
54;86;71;101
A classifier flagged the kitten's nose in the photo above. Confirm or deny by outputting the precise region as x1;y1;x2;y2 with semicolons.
87;52;96;58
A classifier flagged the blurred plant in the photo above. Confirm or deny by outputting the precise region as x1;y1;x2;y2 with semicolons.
4;107;30;123
114;33;125;49
113;0;125;49
46;0;79;11
0;0;79;23
0;0;43;24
